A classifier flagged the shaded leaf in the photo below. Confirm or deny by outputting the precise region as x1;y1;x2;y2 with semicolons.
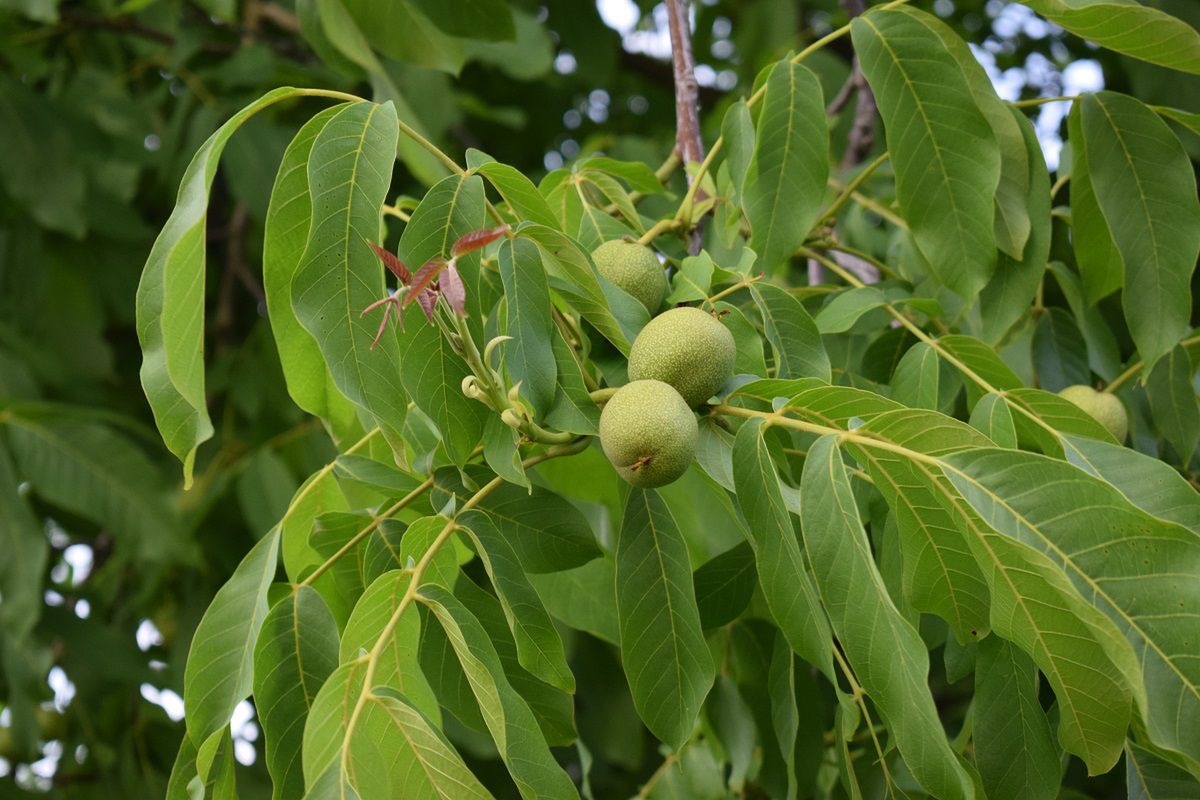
615;489;714;750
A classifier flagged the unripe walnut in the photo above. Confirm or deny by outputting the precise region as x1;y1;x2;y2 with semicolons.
599;380;697;488
1057;384;1128;442
628;306;736;407
591;240;667;315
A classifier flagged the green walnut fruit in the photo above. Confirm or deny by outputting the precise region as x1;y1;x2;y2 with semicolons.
1057;384;1128;442
628;306;736;407
592;239;668;314
600;380;697;488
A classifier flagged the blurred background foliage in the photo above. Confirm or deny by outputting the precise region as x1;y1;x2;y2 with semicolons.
0;0;1197;796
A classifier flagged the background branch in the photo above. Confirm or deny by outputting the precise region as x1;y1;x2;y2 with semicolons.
665;0;705;255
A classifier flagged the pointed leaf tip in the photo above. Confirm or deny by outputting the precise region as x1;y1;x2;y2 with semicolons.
368;240;412;283
451;225;511;257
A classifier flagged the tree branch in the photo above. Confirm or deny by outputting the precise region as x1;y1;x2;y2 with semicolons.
665;0;705;255
811;0;878;285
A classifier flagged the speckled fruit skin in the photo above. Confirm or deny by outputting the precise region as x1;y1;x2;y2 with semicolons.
599;380;697;488
1057;384;1128;442
591;240;667;314
628;306;736;407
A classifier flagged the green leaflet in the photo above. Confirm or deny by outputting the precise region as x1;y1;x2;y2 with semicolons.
920;9;1031;260
1021;0;1200;74
291;101;409;437
750;283;830;382
731;419;834;679
1126;740;1200;799
979;109;1052;344
743;61;829;274
263;103;361;436
615;489;715;750
457;509;573;692
1080;91;1200;375
136;87;330;483
946;448;1200;771
253;586;340;800
852;8;1000;298
800;435;976;800
418;583;579;799
851;410;993;644
974;637;1060;800
475;159;559;228
2;407;186;562
183;526;280;745
1145;344;1200;465
1068;101;1124;304
1063;435;1200;532
499;237;557;417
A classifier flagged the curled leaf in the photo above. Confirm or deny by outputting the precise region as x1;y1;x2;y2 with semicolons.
415;288;438;322
441;264;467;316
404;258;448;308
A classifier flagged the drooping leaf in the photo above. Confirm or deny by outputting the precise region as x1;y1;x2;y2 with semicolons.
458;510;574;692
3;408;185;562
1068;101;1124;304
980;108;1052;343
974;636;1060;800
842;410;1138;772
1145;344;1200;465
452;575;577;746
418;583;580;799
692;541;757;630
291;101;410;436
1062;435;1200;532
743;61;829;273
1080;91;1200;375
800;435;975;800
354;687;495;799
750;283;831;382
731;419;834;678
615;488;715;750
184;527;280;745
849;410;993;644
253;586;340;800
499;236;558;416
264;103;360;434
852;7;1000;298
945;448;1200;771
1032;307;1091;393
137;88;320;482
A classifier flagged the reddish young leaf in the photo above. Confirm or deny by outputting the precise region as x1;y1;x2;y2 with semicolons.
415;289;438;322
368;240;412;284
404;258;447;307
441;264;467;316
451;225;510;257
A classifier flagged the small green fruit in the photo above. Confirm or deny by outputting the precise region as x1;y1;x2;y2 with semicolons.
591;240;668;314
628;306;736;407
1057;384;1128;441
600;380;697;488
